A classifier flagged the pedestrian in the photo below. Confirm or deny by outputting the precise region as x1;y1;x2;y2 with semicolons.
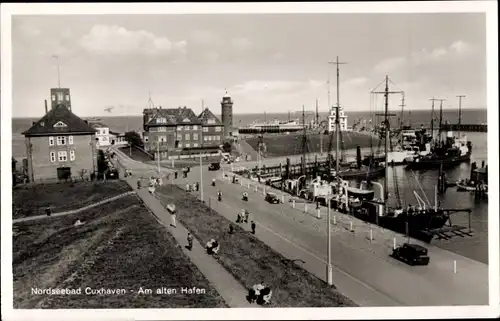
236;211;242;223
212;178;216;187
195;182;200;191
174;171;178;179
45;206;51;217
218;191;222;202
229;224;234;234
137;179;141;189
192;183;197;191
171;212;177;228
251;221;256;234
187;233;194;251
244;210;249;223
186;183;191;192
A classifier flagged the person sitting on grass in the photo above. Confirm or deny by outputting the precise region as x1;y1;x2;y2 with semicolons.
258;287;273;305
205;238;219;255
249;281;266;303
228;224;234;234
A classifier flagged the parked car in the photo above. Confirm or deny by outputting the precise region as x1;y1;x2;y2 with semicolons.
265;192;281;204
208;162;221;171
390;243;430;266
106;167;120;180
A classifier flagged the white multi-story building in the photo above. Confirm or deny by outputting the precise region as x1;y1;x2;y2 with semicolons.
328;106;349;132
89;122;127;148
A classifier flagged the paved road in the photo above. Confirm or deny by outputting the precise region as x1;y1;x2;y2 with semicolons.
111;147;488;307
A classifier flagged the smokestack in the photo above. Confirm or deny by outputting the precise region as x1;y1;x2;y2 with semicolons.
44;100;48;114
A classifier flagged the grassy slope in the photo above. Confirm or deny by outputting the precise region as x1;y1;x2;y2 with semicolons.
13;195;226;309
13;180;132;219
156;185;357;307
245;132;380;158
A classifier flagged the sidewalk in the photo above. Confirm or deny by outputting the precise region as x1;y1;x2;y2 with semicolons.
124;178;254;308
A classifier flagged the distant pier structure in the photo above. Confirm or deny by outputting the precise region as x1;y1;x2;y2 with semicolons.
221;90;234;138
441;123;487;132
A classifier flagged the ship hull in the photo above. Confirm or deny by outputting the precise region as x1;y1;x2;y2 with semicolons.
405;153;471;170
351;205;449;243
337;165;385;180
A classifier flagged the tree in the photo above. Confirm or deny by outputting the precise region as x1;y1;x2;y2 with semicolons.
97;150;108;176
222;141;232;153
124;131;144;148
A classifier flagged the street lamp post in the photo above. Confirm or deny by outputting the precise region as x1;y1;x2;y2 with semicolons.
157;140;160;175
200;154;204;202
327;189;333;285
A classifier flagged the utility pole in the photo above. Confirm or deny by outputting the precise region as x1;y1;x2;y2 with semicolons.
372;75;401;221
457;95;466;138
301;105;307;176
317;99;323;155
437;98;446;145
157;140;160;175
429;97;438;142
52;55;61;88
199;154;203;202
315;99;319;126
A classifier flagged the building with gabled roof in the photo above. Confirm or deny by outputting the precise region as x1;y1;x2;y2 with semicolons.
22;88;98;182
142;103;224;159
88;121;127;147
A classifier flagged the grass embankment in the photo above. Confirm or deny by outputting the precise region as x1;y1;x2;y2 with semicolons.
156;184;357;307
13;180;132;219
245;132;380;158
13;195;227;309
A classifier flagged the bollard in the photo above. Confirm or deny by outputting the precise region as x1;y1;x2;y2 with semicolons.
255;185;258;192
171;159;174;168
263;188;266;196
292;200;296;208
282;195;285;203
248;183;250;189
333;215;336;225
350;221;353;232
240;180;242;186
304;203;308;213
317;208;321;219
453;260;457;274
393;237;396;250
370;228;373;241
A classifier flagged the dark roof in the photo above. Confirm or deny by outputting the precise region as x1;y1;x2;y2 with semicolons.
145;107;202;126
22;104;97;136
198;108;222;126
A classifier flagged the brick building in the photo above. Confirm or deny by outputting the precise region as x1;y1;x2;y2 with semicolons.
143;106;223;158
22;88;98;181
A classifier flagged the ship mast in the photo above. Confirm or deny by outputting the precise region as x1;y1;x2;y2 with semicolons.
372;75;401;218
437;98;446;146
457;95;466;138
429;97;438;143
301;105;307;176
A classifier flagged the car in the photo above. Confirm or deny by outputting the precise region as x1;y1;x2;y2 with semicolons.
208;162;221;171
265;192;281;204
390;243;430;266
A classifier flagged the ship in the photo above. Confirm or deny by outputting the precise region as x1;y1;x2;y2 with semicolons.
248;119;304;132
333;76;471;243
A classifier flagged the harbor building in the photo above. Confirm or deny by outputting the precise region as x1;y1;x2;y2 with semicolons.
142;105;224;159
88;121;128;148
327;106;349;132
221;91;234;138
22;88;98;182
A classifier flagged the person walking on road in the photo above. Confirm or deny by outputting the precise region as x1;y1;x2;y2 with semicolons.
229;224;234;234
187;233;194;251
251;221;256;234
244;210;249;223
171;212;177;228
218;191;222;202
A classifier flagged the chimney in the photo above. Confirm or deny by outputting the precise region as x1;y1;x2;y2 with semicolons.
44;100;48;114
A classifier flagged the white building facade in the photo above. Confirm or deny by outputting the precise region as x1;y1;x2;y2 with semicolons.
90;122;127;148
328;106;349;132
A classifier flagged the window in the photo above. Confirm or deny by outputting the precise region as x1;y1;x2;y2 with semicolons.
215;126;222;132
207;119;215;124
51;94;56;101
208;136;212;141
182;118;191;123
185;143;190;148
162;152;167;157
65;94;70;100
68;135;74;145
49;136;55;146
144;136;149;143
193;133;198;140
177;126;182;131
53;121;67;128
102;136;108;142
178;143;183;148
192;125;198;130
193;143;198;148
185;125;190;130
185;133;190;140
204;136;207;141
157;118;167;124
56;136;66;145
50;152;56;162
203;127;208;132
57;92;64;101
58;151;68;161
70;150;75;161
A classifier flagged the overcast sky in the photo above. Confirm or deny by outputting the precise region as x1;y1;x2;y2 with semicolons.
11;13;486;118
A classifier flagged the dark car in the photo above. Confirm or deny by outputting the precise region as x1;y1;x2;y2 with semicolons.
265;192;280;204
208;162;221;171
106;167;120;180
390;243;430;266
